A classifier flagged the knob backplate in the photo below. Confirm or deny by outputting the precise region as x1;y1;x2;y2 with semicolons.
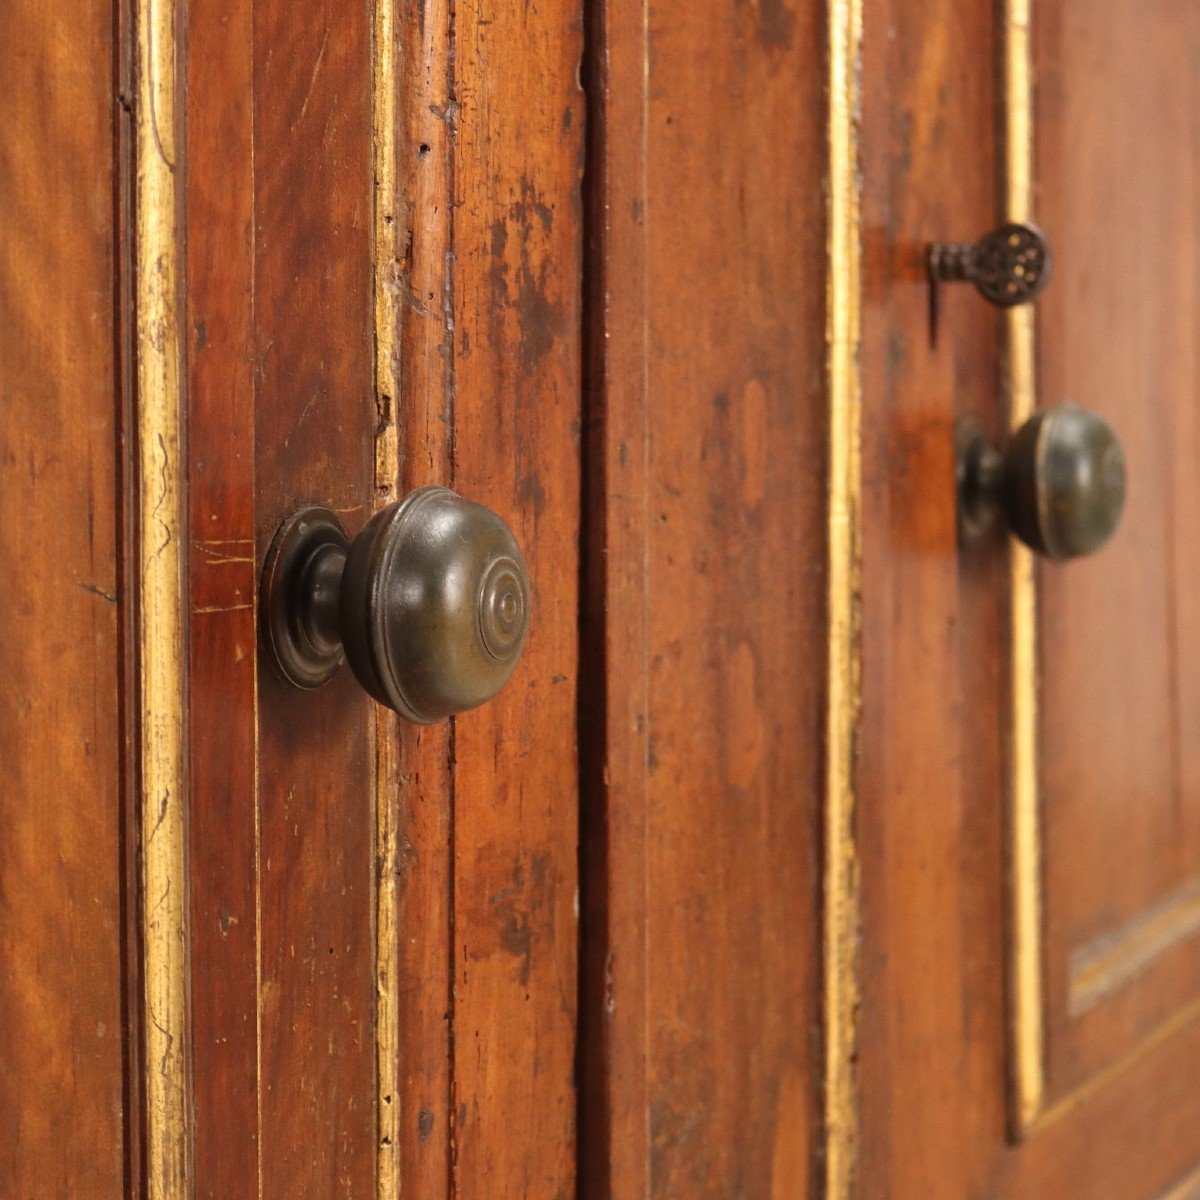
261;506;350;689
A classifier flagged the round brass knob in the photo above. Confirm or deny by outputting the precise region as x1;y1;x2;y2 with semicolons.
261;487;531;723
956;404;1126;560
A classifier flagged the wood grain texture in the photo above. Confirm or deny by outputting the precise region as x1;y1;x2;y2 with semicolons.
1036;0;1200;1101
178;0;584;1194
856;1;1003;1194
0;0;127;1195
857;1;1200;1197
580;0;827;1192
184;0;259;1194
250;2;377;1194
448;0;583;1192
391;0;455;1194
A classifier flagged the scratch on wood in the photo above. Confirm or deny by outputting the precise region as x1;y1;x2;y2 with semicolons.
80;581;119;603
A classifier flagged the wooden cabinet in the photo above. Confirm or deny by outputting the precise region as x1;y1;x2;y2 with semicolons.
1;0;1195;1196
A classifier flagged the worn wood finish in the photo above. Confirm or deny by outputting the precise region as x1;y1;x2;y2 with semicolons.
251;2;378;1195
856;3;1002;1196
581;0;828;1193
0;1;128;1196
184;0;259;1195
448;0;583;1193
179;0;584;1195
858;1;1200;1198
391;0;455;1194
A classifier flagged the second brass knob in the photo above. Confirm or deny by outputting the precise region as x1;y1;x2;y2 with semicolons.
957;404;1126;560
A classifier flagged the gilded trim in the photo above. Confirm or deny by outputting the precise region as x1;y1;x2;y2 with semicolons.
371;0;402;1193
1153;1158;1200;1200
824;0;864;1192
1030;994;1200;1133
135;0;191;1193
1001;0;1046;1134
1069;876;1200;1017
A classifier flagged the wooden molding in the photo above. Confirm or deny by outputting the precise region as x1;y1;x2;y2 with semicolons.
135;0;191;1192
371;0;403;1193
824;0;865;1191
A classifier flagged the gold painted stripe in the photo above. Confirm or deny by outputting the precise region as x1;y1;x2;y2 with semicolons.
1002;0;1046;1134
824;0;864;1192
135;0;191;1194
1154;1161;1200;1200
1030;994;1200;1134
1070;876;1200;1016
371;0;402;1193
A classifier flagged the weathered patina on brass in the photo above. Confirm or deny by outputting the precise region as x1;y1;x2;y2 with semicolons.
956;404;1126;560
261;487;531;723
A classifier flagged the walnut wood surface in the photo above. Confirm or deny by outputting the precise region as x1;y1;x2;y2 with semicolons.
9;1;1200;1197
184;0;260;1194
447;0;583;1191
1036;0;1200;1101
857;2;1200;1198
0;1;128;1195
856;2;1004;1194
180;0;582;1195
580;0;828;1194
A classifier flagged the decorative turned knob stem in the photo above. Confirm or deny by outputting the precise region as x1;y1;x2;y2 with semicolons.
261;487;531;723
957;404;1127;560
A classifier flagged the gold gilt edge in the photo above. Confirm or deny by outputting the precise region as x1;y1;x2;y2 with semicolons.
1003;0;1048;1137
371;0;403;1195
135;0;191;1194
825;0;864;1193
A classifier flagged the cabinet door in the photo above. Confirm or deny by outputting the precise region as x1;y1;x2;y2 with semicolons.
182;1;581;1195
0;0;582;1195
860;1;1200;1197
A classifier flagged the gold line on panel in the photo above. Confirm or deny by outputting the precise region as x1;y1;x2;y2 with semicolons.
824;0;864;1192
1069;876;1200;1017
135;0;191;1194
1029;995;1200;1134
1154;1159;1200;1200
1001;0;1046;1134
371;0;402;1193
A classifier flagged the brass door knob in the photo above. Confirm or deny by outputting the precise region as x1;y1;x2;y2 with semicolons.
261;487;530;723
957;404;1127;560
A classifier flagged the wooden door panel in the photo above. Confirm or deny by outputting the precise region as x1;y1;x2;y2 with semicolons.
857;1;1005;1195
859;0;1200;1197
185;0;259;1191
1036;0;1200;1101
448;0;583;1193
0;1;128;1194
186;0;381;1193
181;0;584;1192
581;0;832;1193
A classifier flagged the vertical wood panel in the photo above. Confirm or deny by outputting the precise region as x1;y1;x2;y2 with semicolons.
450;0;583;1193
1037;0;1200;1098
582;0;828;1192
251;2;378;1193
393;0;454;1192
185;0;259;1194
0;2;126;1195
856;0;1002;1197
